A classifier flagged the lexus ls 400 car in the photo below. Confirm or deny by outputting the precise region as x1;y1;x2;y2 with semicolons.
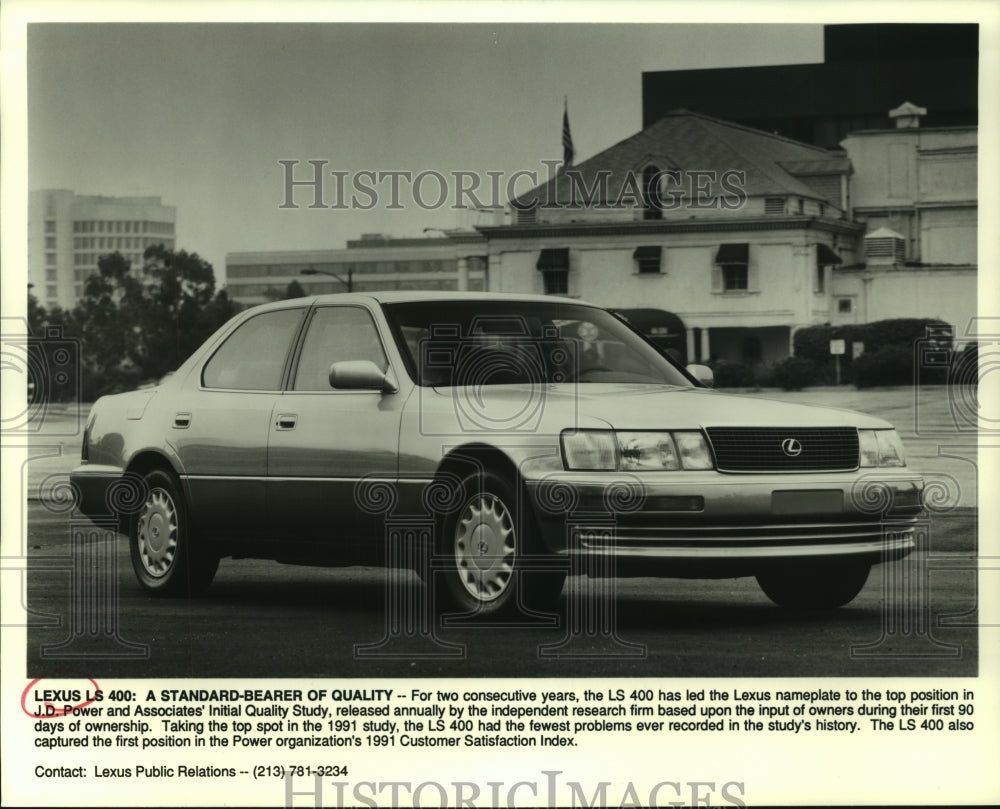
71;293;923;613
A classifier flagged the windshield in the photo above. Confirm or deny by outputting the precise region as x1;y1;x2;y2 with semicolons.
381;300;695;387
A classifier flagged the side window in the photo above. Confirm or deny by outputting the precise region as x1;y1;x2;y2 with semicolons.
202;308;303;390
292;306;389;391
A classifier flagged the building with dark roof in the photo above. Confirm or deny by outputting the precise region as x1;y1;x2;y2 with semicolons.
479;105;976;367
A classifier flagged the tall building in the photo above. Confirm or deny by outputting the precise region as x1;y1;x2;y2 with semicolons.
226;233;488;306
641;24;977;148
28;190;177;310
832;105;976;331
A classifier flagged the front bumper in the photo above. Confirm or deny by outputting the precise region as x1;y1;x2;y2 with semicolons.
525;469;923;577
70;464;125;518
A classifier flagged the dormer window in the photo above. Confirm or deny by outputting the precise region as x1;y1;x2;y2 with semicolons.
642;165;663;221
764;197;785;215
515;206;537;226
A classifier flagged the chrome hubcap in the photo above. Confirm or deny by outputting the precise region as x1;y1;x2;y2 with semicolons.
137;487;178;578
454;493;516;602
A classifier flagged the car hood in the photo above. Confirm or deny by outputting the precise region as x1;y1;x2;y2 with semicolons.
430;384;894;431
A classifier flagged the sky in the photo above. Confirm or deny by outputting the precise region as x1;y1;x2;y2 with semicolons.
24;22;827;280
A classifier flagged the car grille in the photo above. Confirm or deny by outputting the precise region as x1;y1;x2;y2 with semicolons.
705;427;859;472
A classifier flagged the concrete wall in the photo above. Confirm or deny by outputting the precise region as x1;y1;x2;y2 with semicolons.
831;267;977;345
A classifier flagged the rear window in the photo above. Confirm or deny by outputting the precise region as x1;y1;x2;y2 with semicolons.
202;308;304;390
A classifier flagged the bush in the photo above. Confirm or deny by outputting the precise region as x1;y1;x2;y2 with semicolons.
951;342;979;387
769;356;818;390
710;360;755;388
852;345;915;388
794;318;952;386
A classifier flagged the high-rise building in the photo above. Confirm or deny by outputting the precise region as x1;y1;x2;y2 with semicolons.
28;190;177;310
641;24;977;149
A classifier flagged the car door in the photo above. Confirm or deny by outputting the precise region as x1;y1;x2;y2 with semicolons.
173;306;306;541
267;304;404;560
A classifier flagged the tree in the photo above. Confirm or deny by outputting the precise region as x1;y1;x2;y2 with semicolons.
71;252;146;398
138;244;219;379
70;246;239;398
27;291;47;335
283;279;307;299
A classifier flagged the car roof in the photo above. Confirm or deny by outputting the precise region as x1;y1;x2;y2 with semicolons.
247;290;598;312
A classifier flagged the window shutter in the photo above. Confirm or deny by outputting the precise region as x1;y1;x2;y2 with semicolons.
747;254;760;292
711;264;723;293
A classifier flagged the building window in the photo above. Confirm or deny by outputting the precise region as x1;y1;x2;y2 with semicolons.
45;253;57;266
764;197;784;215
45;237;57;249
542;271;568;295
722;265;748;290
46;269;57;281
46;285;57;299
536;248;570;295
633;245;663;274
713;243;750;292
815;243;841;294
642;165;663;221
44;220;56;234
838;298;853;314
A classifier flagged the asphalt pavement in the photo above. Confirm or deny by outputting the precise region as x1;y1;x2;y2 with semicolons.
20;501;978;679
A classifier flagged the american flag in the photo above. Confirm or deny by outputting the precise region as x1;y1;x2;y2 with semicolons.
562;97;574;169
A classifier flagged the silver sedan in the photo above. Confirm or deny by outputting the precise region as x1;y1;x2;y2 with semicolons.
71;292;923;613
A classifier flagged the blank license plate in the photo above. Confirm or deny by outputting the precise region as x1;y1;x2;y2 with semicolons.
771;490;844;515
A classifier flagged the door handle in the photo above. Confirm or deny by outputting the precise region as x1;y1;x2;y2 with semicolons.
173;412;191;429
276;414;297;430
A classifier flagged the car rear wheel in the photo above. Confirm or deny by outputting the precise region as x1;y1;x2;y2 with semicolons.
130;469;218;597
756;562;871;610
439;471;565;615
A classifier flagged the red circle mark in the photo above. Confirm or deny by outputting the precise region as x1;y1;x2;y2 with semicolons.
21;677;102;720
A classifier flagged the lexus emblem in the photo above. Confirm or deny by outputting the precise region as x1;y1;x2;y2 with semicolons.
781;438;803;457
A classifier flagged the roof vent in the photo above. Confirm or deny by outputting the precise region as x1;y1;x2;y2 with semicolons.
864;226;905;265
889;101;927;129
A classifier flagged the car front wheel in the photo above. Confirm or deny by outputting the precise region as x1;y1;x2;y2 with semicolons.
756;562;871;610
439;471;565;615
130;469;218;597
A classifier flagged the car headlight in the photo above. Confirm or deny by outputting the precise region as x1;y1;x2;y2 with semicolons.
618;432;679;470
562;429;714;471
858;429;906;467
561;430;618;471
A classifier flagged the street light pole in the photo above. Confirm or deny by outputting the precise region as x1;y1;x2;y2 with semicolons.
301;266;353;292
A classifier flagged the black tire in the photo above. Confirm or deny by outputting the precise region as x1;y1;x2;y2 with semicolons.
756;562;871;610
129;469;218;597
437;471;565;616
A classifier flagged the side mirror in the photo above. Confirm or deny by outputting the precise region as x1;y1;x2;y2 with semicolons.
686;363;714;387
329;360;397;393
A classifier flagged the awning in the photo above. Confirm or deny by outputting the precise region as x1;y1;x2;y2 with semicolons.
632;245;662;260
536;248;570;271
715;243;748;263
817;243;843;265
